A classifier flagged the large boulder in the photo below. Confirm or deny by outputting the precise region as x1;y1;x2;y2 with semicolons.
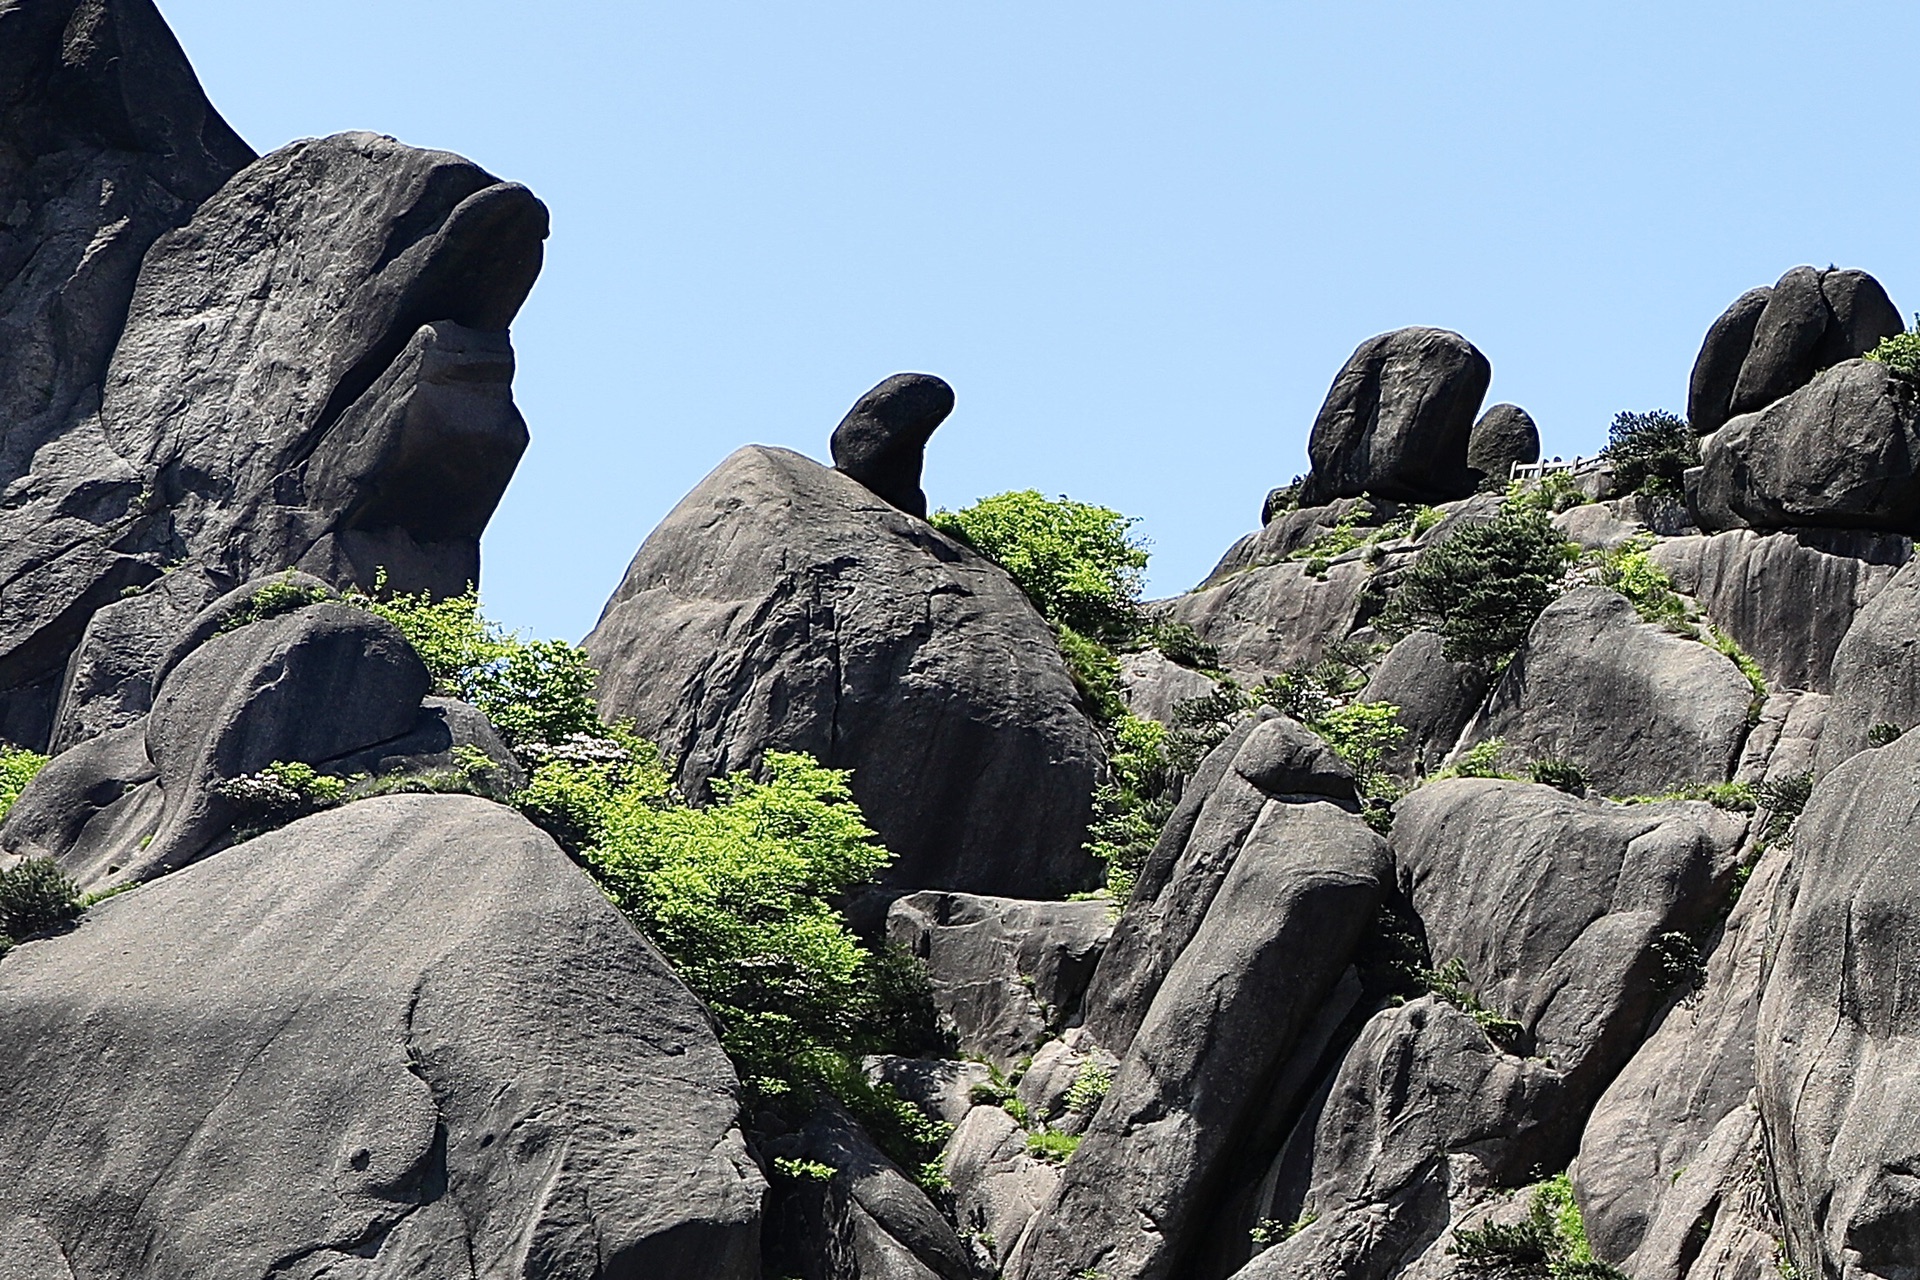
1464;403;1540;487
1204;496;1381;582
1698;359;1920;537
1687;286;1773;436
1757;729;1920;1280
945;1104;1061;1271
829;373;954;519
584;445;1103;900
1728;266;1902;419
1116;649;1217;726
1298;328;1491;507
0;129;544;749
1361;629;1489;779
886;891;1114;1069
1816;554;1920;774
1649;528;1908;695
1161;557;1374;681
0;794;764;1278
1008;797;1388;1280
1458;587;1756;797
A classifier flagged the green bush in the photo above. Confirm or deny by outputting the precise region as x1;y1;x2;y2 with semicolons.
1250;1213;1318;1248
931;491;1148;641
1757;772;1812;844
1597;540;1693;634
0;744;48;825
1434;738;1514;781
1314;701;1405;802
1507;471;1589;515
1385;505;1576;669
1084;714;1175;902
1603;409;1696;499
214;572;336;635
1449;1173;1625;1278
1056;624;1126;724
1166;683;1253;774
1144;618;1218;671
1025;1129;1081;1164
212;760;350;830
1865;330;1920;379
0;856;82;940
1063;1060;1113;1114
1421;957;1525;1050
1868;722;1904;748
1528;759;1589;796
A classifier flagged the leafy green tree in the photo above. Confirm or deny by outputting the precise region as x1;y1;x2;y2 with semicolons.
1084;714;1175;901
1385;506;1577;669
0;745;48;824
1866;330;1920;379
1603;409;1696;498
931;490;1148;640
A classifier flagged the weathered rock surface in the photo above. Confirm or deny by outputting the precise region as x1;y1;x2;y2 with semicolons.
1688;286;1774;436
1728;266;1902;418
1757;729;1920;1280
1464;403;1539;486
1117;648;1218;725
1204;497;1381;583
1649;527;1907;694
1163;557;1374;680
1299;328;1491;507
584;445;1103;900
945;1104;1060;1271
829;373;954;519
0;129;543;749
1817;553;1920;773
1459;587;1755;797
863;1056;991;1128
1009;798;1388;1280
1361;630;1488;778
1698;359;1920;537
0;794;764;1278
886;891;1113;1068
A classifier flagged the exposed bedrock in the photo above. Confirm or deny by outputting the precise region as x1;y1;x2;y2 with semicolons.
1456;587;1756;797
584;444;1103;900
1757;728;1920;1280
0;128;544;749
1648;527;1908;695
1361;629;1489;779
829;372;955;519
0;794;764;1280
1164;557;1374;679
1816;553;1920;774
1298;328;1491;507
1697;359;1920;538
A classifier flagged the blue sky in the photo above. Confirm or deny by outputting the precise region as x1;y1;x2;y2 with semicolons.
156;1;1920;641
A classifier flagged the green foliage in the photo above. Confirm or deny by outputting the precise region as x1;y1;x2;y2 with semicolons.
349;584;604;756
1436;738;1516;781
1614;780;1756;811
931;490;1148;641
1603;409;1697;499
1064;1060;1113;1114
516;727;673;853
583;752;891;1086
1291;503;1440;567
1385;505;1577;669
772;1157;835;1182
1528;759;1589;796
1596;540;1693;634
213;760;351;830
1314;701;1405;802
1865;330;1920;379
1421;957;1525;1050
1450;1173;1625;1278
1507;471;1589;515
1085;714;1174;902
1025;1129;1082;1164
0;857;82;940
1868;721;1904;748
1144;618;1219;671
1707;625;1768;722
1757;772;1812;844
1652;930;1706;993
1056;624;1126;723
214;572;336;635
792;1049;953;1194
0;744;49;825
1250;1213;1318;1248
1166;682;1252;774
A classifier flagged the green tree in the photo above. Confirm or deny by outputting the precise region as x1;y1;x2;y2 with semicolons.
0;744;48;824
1385;506;1577;669
1603;409;1696;498
931;490;1148;640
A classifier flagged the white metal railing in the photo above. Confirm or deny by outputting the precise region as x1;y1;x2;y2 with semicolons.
1509;454;1605;482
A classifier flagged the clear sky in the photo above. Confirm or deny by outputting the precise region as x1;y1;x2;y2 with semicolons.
155;1;1920;642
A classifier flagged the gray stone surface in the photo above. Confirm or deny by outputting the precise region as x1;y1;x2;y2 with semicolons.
945;1104;1060;1271
1699;360;1920;537
829;373;954;519
0;129;543;749
1080;713;1357;1054
1299;328;1491;506
1008;799;1389;1280
1361;629;1488;778
1649;528;1907;694
1728;266;1902;418
1689;285;1773;436
1163;556;1373;681
1757;729;1920;1280
1117;648;1218;725
1202;497;1382;583
1458;587;1756;797
863;1056;991;1128
584;444;1103;900
886;891;1114;1068
0;794;764;1279
1817;554;1920;774
1464;403;1539;486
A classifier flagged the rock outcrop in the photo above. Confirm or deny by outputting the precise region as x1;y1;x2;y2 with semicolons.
1728;266;1902;418
0;794;764;1279
1361;629;1489;779
1465;402;1540;486
585;445;1103;900
830;373;955;519
1818;553;1920;772
1687;286;1774;436
1299;328;1491;507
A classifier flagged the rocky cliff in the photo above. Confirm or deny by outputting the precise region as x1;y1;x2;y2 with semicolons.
3;5;1920;1279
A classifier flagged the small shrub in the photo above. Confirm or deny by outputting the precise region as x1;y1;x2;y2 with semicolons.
1653;931;1706;993
1384;505;1577;669
0;744;49;824
1706;625;1768;722
1508;471;1589;515
1757;772;1812;844
1056;624;1126;724
1064;1060;1113;1114
1025;1129;1081;1164
1528;759;1588;796
213;760;349;830
1865;330;1920;380
930;491;1148;641
0;857;83;939
1085;713;1175;902
1449;1172;1625;1279
214;572;336;635
771;1157;835;1182
1435;738;1514;781
1421;957;1524;1050
1145;618;1218;671
1250;1213;1318;1248
1313;701;1405;801
1603;409;1696;499
1868;722;1904;748
1597;541;1694;634
1412;505;1446;536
